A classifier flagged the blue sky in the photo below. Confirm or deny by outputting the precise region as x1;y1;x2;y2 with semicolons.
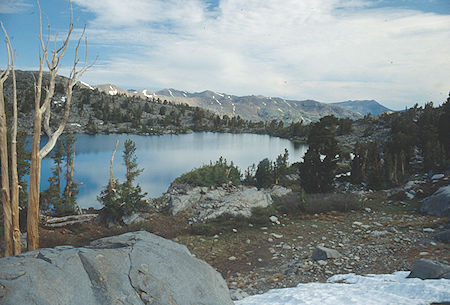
1;0;449;110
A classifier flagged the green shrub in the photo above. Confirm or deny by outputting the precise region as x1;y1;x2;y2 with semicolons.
190;213;248;235
249;205;277;225
174;157;241;187
190;205;278;236
273;191;307;215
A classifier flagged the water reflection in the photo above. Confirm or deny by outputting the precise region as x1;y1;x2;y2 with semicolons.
39;133;307;208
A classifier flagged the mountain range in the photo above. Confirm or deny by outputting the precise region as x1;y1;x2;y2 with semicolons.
94;84;392;123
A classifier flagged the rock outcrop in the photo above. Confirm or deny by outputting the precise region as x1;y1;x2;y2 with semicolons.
312;246;342;260
0;231;233;305
407;259;450;280
433;229;450;244
421;185;450;217
163;184;291;222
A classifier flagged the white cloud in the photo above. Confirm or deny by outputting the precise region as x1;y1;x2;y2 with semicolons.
0;0;31;14
73;0;450;109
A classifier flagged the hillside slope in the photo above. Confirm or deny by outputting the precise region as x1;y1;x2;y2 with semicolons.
332;100;392;116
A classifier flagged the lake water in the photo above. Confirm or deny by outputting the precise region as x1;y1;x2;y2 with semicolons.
39;133;308;208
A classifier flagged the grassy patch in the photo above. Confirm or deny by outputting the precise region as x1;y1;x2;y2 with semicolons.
304;193;361;214
273;192;307;215
248;205;277;225
125;221;155;233
273;192;360;214
190;205;277;236
191;214;248;236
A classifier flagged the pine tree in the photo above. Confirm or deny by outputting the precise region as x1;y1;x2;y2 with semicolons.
255;158;273;189
98;139;147;222
300;116;339;193
274;149;289;185
61;135;78;214
42;139;63;213
43;136;78;216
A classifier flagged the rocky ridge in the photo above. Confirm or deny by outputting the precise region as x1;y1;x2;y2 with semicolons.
162;184;291;222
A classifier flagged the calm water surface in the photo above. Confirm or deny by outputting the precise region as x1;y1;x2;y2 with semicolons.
39;133;307;208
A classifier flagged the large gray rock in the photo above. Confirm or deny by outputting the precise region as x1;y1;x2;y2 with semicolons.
312;246;342;260
0;231;233;305
421;185;450;217
433;229;450;244
164;185;288;222
407;259;450;280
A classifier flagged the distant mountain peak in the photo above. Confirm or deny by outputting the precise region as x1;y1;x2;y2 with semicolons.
332;100;392;116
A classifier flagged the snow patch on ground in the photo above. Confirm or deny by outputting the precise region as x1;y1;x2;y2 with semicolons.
235;272;450;305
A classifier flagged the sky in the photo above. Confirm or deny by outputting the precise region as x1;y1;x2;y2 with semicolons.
1;0;449;110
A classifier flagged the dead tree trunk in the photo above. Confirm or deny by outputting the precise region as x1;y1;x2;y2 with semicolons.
0;49;12;257
0;22;22;256
27;0;91;251
109;139;119;189
9;34;20;255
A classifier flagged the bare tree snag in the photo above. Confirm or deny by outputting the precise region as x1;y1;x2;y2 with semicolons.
8;30;21;255
65;151;75;199
0;24;12;256
27;0;92;251
109;139;119;189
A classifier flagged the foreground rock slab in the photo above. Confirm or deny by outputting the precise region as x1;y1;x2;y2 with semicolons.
0;231;233;305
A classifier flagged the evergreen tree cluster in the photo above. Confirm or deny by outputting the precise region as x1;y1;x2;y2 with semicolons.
98;139;147;222
299;116;340;193
42;135;79;216
244;149;290;189
351;97;450;189
174;157;242;187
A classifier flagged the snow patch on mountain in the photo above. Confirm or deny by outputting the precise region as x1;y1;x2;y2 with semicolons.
78;80;94;90
142;89;153;98
108;85;118;96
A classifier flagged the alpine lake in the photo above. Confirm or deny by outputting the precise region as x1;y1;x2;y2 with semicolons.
38;133;308;209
